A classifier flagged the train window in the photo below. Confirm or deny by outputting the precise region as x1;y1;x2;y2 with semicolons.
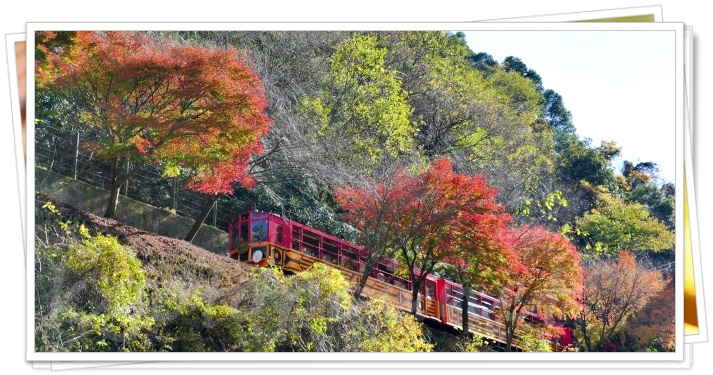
451;287;464;307
276;226;283;243
378;263;394;274
468;303;477;314
425;282;435;299
302;230;320;247
342;248;355;260
240;222;249;243
239;243;249;262
323;239;339;257
241;213;249;220
231;226;239;249
342;257;358;271
252;220;267;242
470;293;480;308
292;227;301;250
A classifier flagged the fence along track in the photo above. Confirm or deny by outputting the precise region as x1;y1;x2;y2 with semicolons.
35;124;240;230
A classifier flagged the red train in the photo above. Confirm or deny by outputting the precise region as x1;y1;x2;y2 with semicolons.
227;210;574;351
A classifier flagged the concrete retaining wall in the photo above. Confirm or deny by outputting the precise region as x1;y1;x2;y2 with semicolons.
35;167;228;254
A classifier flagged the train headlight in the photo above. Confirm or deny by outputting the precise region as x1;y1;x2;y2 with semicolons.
252;249;263;263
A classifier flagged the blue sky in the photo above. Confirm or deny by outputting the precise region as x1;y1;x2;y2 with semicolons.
461;30;676;184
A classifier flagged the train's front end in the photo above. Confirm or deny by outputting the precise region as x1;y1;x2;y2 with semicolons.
228;211;291;268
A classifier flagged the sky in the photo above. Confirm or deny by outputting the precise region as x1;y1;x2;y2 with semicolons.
461;30;677;184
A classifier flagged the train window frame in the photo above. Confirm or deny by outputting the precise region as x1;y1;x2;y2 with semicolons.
292;226;301;250
252;219;268;243
425;281;436;299
240;222;249;243
445;285;454;306
230;225;239;250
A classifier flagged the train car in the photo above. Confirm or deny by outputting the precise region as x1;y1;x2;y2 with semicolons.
228;211;415;311
227;210;573;351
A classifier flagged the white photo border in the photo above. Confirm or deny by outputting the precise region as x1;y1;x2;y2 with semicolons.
26;21;685;362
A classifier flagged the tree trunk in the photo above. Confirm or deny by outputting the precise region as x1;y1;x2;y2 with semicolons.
104;180;121;218
353;272;370;300
505;327;514;352
411;287;419;315
579;318;593;352
185;194;221;242
103;158;141;218
410;276;422;315
503;306;517;352
352;253;381;300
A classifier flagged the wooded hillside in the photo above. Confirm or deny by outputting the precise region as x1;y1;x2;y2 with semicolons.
34;30;675;352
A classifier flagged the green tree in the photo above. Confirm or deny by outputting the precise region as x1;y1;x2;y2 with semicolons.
543;89;576;135
230;263;432;352
300;33;416;173
557;136;620;189
355;297;434;352
383;34;559;219
502;56;544;91
468;52;499;77
35;209;152;352
618;161;675;228
574;190;674;257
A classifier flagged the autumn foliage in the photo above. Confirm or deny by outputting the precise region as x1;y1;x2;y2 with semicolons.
397;159;513;313
612;280;675;352
336;159;584;347
499;226;583;351
32;30;676;352
336;158;514;312
334;165;421;297
576;251;667;351
36;31;271;216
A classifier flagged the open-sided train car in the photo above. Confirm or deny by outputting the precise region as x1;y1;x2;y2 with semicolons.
227;210;573;351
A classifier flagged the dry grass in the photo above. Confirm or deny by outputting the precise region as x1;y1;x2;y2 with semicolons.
35;195;250;297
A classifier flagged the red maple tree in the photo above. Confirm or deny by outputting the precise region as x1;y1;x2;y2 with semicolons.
397;159;513;315
499;226;583;351
36;31;271;224
334;165;422;298
336;158;513;315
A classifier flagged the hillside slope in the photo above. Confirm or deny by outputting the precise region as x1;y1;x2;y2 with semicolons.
33;195;445;353
35;194;247;290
